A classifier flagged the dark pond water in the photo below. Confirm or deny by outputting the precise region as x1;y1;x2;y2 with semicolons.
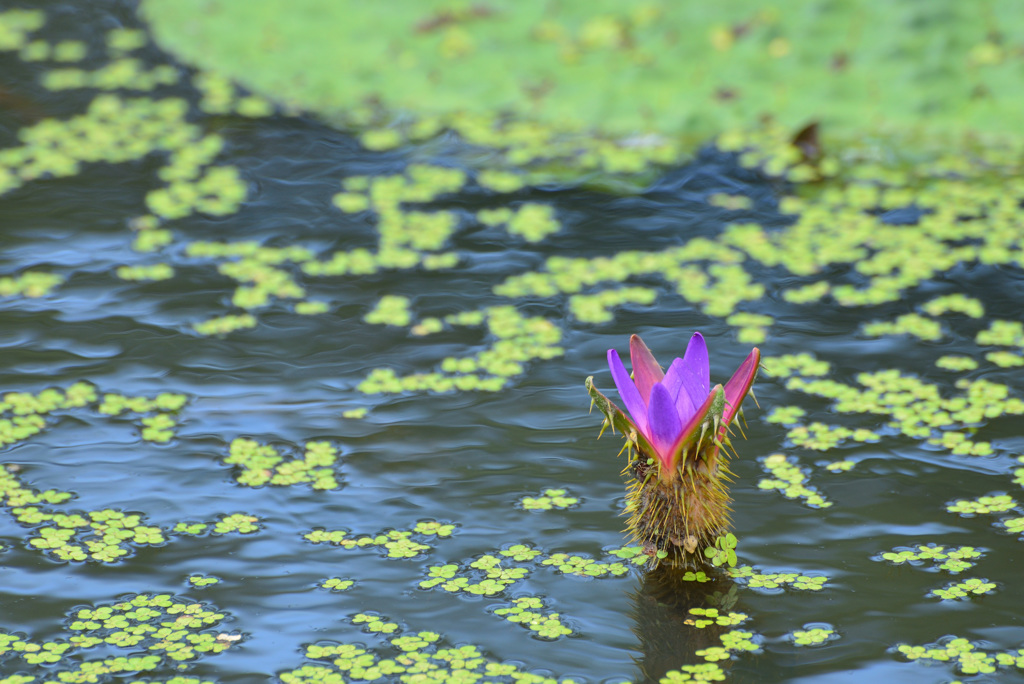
1;2;1024;683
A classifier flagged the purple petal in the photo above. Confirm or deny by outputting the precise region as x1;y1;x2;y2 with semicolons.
663;357;698;425
679;332;710;408
607;349;648;436
647;383;682;466
629;334;664;405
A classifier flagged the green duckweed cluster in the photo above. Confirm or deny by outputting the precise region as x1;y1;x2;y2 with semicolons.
99;391;188;443
947;494;1017;516
281;632;576;684
359;306;563;394
0;271;64;299
780;364;1023;457
364;295;412;327
758;453;831;508
897;637;1024;677
786;423;879;451
704;533;738;569
929;577;996;600
861;313;943;342
728;565;829;592
659;663;726;683
936;355;979;372
116;263;175;281
0;593;237;679
171;514;262;536
225;438;340;490
518;488;579;511
305;520;456;559
569;287;657;324
187;575;221;588
320;578;355;592
790;626;836;646
685;608;749;630
877;544;982;574
492;596;573;640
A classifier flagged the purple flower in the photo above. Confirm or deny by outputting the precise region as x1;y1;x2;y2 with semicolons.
605;332;760;472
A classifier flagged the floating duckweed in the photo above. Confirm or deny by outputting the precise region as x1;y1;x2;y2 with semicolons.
410;317;444;336
936;355;979;371
782;281;830;304
659;663;726;683
758;453;831;508
420;555;530;596
986;350;1024;367
225;438;340;490
540;553;631;578
976;320;1024;347
284;627;565;683
825;459;856;472
116;264;175;281
707;193;752;211
193;313;257;336
947;494;1017;515
787;422;878;451
922;294;984;318
493;596;573;640
107;28;148;53
685;607;749;629
132;228;173;252
0;9;45;52
360;306;562;394
728;565;829;591
172;522;209;535
762;353;830;378
1002;517;1024;536
477;170;525;193
785;369;1024;454
342;407;368;419
505;204;561;242
0;271;64;298
294;300;329;315
766;406;806;425
212;513;261;534
43;59;180;91
0;592;236;676
187;575;220;588
364;295;412;326
718;629;760;654
704;533;738;568
569;287;657;324
725;312;773;344
606;545;651;566
929;577;996;600
862;313;943;341
896;636;1024;676
306;521;456;559
501;544;543;562
519;488;580;511
790;625;837;646
877;544;983;573
320;578;355;592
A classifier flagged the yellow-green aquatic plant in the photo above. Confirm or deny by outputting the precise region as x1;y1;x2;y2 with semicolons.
587;333;760;568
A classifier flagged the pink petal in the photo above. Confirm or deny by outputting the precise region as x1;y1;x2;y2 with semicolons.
607;349;648;436
647;383;682;468
722;347;761;426
629;334;664;405
679;332;710;409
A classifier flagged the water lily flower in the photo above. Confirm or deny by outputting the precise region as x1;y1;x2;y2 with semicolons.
599;332;760;475
585;332;760;568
